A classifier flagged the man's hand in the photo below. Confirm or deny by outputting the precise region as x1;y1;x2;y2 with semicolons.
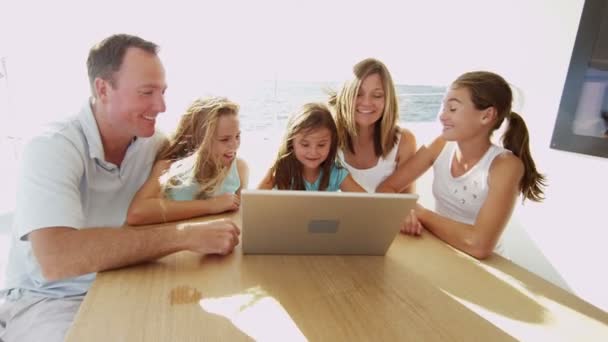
180;218;241;255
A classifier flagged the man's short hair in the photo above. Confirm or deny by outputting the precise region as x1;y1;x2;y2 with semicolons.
86;34;158;96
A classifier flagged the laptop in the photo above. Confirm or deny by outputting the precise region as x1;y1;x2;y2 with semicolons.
241;190;418;255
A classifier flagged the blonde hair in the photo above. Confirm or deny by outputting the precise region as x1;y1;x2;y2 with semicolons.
329;58;399;157
452;71;546;202
271;103;339;190
158;97;240;198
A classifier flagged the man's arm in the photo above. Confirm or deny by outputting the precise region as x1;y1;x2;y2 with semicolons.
29;219;240;281
17;134;239;282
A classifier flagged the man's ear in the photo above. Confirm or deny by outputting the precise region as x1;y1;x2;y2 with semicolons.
94;77;109;102
480;107;498;125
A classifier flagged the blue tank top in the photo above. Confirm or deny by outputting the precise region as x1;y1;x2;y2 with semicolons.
302;162;349;191
165;157;241;201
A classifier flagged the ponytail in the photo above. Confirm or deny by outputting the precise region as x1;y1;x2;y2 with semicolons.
502;112;547;202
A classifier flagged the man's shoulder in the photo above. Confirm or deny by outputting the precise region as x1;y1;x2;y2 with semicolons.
22;113;88;157
149;129;168;146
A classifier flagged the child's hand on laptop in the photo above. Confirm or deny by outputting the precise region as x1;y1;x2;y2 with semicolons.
401;208;423;236
208;193;241;214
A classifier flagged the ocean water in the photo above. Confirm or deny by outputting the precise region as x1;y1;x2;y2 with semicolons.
233;81;445;133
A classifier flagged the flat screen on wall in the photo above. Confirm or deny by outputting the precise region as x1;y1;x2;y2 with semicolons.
550;0;608;158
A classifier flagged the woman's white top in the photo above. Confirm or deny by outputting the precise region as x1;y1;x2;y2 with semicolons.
337;134;401;193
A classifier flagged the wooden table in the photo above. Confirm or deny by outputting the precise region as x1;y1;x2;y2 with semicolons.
66;212;608;341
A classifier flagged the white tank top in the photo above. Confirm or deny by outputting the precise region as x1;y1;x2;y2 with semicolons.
337;134;401;193
432;142;508;255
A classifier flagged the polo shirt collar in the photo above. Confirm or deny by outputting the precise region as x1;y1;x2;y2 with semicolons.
78;99;140;163
78;98;105;161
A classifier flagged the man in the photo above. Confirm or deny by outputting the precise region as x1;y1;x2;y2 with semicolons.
0;34;240;342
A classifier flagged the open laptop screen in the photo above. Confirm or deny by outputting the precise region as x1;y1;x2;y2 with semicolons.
241;190;418;255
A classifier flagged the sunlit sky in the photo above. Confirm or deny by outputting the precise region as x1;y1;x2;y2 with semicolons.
0;0;579;130
1;0;576;81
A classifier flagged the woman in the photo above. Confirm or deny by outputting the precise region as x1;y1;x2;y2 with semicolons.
329;58;417;193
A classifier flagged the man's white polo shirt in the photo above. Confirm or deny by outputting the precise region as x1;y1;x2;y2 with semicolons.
2;100;165;298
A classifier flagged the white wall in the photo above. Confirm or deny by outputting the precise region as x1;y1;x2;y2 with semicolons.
497;1;608;311
1;0;607;311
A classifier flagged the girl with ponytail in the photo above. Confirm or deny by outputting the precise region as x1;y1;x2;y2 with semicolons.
377;71;546;259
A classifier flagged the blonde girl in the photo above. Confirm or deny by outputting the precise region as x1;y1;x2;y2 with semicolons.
127;97;248;225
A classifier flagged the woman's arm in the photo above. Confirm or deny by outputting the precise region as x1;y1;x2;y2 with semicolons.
377;137;445;193
126;160;236;226
257;167;275;190
394;129;417;193
416;153;524;259
339;174;367;192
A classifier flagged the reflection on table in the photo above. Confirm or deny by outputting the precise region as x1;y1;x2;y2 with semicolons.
66;212;608;341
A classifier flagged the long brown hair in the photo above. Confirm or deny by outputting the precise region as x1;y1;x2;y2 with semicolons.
272;103;339;190
159;97;239;198
328;58;399;157
452;71;546;202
